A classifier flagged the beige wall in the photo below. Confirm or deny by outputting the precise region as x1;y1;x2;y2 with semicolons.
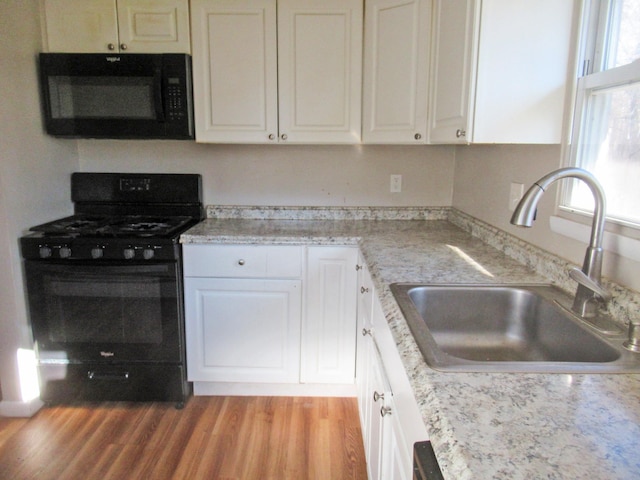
453;144;640;292
78;141;455;207
84;140;639;292
0;0;78;410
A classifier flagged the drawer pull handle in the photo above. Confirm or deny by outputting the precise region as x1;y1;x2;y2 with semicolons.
238;259;245;266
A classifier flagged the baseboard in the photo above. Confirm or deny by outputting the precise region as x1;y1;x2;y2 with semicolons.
193;381;357;397
0;397;44;417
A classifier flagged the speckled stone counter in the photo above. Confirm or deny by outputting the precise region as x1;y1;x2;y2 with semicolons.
181;210;640;479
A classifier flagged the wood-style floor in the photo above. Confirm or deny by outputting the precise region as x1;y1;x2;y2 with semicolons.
0;396;368;480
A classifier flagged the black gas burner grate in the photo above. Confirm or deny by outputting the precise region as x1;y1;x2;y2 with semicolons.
29;214;194;238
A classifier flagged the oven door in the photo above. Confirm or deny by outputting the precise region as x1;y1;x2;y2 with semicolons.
23;261;183;364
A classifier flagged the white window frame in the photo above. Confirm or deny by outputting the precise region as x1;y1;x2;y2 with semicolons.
557;0;640;250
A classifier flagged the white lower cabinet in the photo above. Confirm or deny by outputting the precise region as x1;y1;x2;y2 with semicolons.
356;261;428;480
184;277;302;383
183;244;357;393
184;243;427;476
302;247;358;384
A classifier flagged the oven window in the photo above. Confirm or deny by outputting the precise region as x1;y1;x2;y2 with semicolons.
43;275;166;344
47;76;155;119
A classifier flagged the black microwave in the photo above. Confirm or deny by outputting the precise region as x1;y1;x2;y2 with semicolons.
39;53;194;140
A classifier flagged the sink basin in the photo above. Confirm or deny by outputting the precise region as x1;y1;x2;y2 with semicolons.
390;283;640;373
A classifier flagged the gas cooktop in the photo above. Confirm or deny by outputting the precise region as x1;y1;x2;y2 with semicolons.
29;214;195;238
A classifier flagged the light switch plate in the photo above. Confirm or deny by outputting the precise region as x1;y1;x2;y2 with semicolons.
390;174;402;193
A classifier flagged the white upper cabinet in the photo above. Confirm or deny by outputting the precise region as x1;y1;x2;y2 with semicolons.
191;0;362;144
362;0;431;144
115;0;191;53
43;0;118;52
428;0;575;144
428;0;477;144
277;0;363;144
190;0;278;143
43;0;191;53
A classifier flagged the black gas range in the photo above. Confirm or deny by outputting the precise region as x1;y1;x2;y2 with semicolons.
21;173;203;261
20;173;203;408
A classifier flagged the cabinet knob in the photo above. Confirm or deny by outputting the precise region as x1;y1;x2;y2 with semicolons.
238;259;245;266
361;286;370;294
120;43;128;51
380;406;392;417
280;134;288;141
107;43;116;50
373;391;384;402
268;134;276;140
414;133;422;140
456;129;466;138
362;328;371;337
355;264;362;271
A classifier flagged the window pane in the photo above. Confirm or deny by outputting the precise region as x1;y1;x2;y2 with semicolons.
571;81;640;223
604;0;640;69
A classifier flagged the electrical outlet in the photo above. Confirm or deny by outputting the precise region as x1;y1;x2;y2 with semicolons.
509;182;525;211
390;174;402;193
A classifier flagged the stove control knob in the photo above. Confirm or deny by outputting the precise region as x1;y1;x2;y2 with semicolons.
143;248;155;260
59;246;72;259
123;248;135;260
39;246;52;259
91;247;104;259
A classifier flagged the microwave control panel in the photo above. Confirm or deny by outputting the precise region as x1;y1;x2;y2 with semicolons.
167;77;185;121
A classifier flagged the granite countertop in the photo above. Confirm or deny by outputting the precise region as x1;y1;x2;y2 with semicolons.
181;215;640;479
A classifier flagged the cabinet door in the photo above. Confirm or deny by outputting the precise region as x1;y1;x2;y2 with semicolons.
362;0;430;144
44;0;119;53
190;0;278;143
302;247;358;384
185;278;302;384
428;0;478;143
366;335;394;480
116;0;190;53
382;408;412;480
277;0;363;144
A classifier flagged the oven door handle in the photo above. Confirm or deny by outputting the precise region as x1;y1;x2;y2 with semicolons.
27;261;175;276
87;370;130;381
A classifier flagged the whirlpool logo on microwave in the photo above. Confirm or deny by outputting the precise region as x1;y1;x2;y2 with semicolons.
106;56;121;63
100;351;115;357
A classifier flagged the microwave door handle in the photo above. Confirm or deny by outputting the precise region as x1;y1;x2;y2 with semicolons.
153;75;165;122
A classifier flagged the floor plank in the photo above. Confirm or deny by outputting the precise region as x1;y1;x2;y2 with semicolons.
0;397;367;480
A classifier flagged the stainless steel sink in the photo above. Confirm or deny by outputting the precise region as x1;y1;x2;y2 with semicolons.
390;283;640;373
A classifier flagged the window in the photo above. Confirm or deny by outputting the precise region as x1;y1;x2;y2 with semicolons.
563;0;640;227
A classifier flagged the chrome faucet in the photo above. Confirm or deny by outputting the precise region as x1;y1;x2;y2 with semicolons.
510;167;611;318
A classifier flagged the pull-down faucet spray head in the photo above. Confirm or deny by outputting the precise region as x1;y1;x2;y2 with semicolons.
510;181;545;227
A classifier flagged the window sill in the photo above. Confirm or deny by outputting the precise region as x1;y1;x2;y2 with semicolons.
550;215;640;262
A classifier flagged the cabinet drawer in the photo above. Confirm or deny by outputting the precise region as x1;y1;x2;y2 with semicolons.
183;244;303;278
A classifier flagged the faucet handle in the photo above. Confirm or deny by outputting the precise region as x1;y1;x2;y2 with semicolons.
569;268;612;302
623;322;640;352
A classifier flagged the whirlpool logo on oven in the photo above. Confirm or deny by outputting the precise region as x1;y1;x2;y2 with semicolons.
100;351;115;357
106;56;121;63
